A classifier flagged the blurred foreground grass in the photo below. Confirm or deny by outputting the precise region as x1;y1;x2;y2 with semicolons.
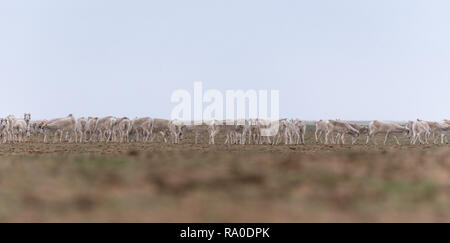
0;143;449;222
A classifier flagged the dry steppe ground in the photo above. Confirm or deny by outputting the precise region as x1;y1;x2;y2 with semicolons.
0;127;449;222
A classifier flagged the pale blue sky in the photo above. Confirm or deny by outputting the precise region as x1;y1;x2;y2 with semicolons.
1;0;449;120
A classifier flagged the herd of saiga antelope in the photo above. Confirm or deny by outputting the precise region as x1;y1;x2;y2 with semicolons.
1;114;450;145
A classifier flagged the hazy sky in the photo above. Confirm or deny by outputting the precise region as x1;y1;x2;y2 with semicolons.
1;0;449;120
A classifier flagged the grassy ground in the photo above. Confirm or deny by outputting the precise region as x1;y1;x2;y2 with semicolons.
0;128;449;222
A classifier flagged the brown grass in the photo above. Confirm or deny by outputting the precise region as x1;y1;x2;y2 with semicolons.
0;129;449;222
